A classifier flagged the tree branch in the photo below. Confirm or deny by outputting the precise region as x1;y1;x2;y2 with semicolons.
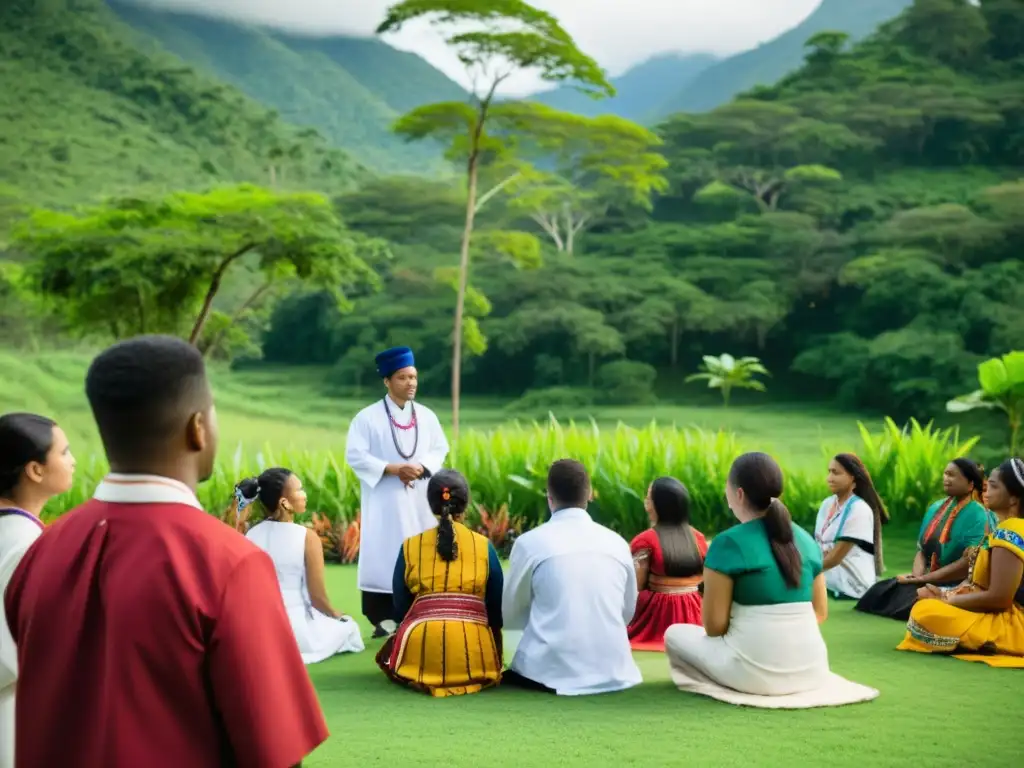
475;172;521;213
187;243;255;345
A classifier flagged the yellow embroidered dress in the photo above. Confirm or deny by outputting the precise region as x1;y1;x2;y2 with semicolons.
376;522;504;696
897;518;1024;668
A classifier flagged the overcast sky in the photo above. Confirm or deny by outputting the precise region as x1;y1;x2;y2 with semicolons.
127;0;823;95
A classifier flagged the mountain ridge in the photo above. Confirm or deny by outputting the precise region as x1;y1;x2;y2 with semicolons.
106;0;466;174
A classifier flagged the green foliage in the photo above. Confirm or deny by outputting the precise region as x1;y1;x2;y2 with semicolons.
596;360;658;405
947;351;1024;455
106;1;466;174
0;0;364;208
15;185;382;345
39;418;980;536
686;354;770;408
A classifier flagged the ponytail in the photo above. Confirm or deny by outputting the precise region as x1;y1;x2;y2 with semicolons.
427;470;470;563
437;495;459;563
764;497;802;589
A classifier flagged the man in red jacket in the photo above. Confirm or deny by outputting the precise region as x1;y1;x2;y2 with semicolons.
5;335;328;767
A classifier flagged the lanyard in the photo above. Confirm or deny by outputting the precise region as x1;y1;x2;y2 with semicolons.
818;496;856;542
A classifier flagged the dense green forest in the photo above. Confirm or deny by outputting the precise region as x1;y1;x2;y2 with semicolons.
1;0;1022;432
0;0;367;209
262;0;1024;421
106;0;465;174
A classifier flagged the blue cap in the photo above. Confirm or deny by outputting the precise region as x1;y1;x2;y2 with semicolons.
375;346;415;378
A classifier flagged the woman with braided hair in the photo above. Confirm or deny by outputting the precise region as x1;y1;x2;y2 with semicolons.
856;458;993;621
377;469;504;697
240;467;365;664
898;457;1024;666
814;453;889;599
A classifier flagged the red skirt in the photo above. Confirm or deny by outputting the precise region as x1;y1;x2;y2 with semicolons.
628;589;703;652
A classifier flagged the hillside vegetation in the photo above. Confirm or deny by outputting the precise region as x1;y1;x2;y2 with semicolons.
108;1;465;174
0;0;365;209
264;0;1023;447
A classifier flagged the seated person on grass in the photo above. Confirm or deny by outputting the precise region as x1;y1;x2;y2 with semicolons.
377;469;504;697
628;477;708;651
857;458;991;621
501;459;641;695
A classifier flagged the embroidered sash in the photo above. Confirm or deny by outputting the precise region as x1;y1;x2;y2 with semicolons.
388;593;488;670
649;573;702;595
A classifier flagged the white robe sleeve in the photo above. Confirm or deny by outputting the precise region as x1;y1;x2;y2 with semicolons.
501;538;533;631
621;546;638;625
419;409;449;476
345;412;388;489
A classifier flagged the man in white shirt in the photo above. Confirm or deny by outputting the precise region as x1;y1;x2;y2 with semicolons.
345;346;449;637
502;459;641;695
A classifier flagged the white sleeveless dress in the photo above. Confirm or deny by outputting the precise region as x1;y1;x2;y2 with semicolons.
246;521;365;664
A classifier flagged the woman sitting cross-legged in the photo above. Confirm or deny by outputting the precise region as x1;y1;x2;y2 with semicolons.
664;452;878;708
377;469;504;697
814;453;889;600
897;458;1024;667
628;477;708;651
857;458;992;621
236;468;365;664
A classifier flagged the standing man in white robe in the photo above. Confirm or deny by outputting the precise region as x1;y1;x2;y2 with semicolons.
345;346;449;638
502;459;642;695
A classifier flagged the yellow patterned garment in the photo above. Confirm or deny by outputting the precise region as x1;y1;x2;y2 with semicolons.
377;523;502;696
897;517;1024;668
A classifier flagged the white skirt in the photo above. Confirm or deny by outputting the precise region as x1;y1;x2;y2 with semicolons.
285;599;366;665
664;602;878;709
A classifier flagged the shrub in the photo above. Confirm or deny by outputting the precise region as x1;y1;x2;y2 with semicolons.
596;360;657;405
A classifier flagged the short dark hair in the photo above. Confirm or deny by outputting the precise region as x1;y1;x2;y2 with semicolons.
547;459;590;510
85;335;211;464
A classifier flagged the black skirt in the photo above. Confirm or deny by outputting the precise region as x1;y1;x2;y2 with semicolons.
854;578;920;621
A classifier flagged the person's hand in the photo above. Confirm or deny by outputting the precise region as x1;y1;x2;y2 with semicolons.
397;463;423;486
917;584;943;600
896;574;918;584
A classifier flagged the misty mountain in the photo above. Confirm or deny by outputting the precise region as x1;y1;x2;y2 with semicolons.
107;0;466;174
531;52;718;121
654;0;914;118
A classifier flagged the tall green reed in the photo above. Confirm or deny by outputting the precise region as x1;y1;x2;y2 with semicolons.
42;418;982;537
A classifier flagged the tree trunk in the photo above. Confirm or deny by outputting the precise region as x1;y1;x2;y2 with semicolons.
202;280;272;359
722;385;731;408
451;151;480;442
188;244;255;346
670;317;680;369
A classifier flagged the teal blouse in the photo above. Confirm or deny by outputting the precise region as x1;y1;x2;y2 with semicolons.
917;498;993;568
704;519;823;605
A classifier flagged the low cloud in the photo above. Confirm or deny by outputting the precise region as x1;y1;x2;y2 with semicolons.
120;0;822;95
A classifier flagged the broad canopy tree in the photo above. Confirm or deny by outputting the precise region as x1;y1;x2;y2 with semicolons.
377;0;613;438
506;109;669;254
15;185;382;352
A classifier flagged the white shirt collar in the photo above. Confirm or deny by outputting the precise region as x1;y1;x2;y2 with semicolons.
550;507;591;521
93;473;204;510
385;394;413;416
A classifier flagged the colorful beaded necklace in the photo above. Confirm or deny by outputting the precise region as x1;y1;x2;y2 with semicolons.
383;397;418;460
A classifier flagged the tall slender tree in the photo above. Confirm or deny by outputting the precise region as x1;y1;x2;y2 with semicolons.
377;0;613;438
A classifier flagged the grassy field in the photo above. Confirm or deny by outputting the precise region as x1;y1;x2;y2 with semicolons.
306;533;1021;768
0;349;948;471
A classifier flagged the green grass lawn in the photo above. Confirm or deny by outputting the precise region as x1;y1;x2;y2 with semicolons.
0;349;954;472
306;534;1022;767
